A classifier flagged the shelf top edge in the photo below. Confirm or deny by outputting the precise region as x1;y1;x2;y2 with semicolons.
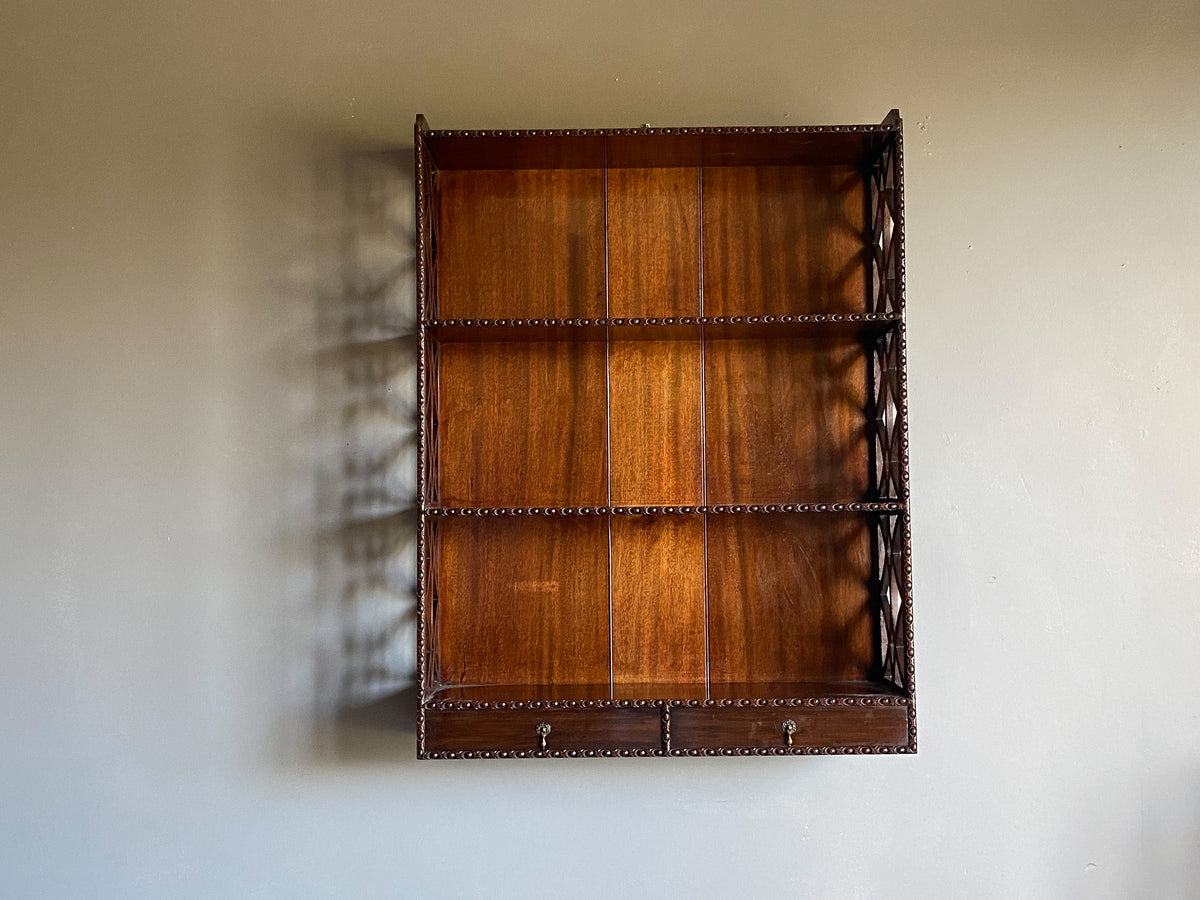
424;502;905;517
427;313;902;328
421;123;900;139
419;114;902;169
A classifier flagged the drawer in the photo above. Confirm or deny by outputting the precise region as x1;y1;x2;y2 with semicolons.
423;707;662;756
670;704;909;752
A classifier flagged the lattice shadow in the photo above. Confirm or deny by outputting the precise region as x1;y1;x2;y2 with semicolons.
311;145;420;760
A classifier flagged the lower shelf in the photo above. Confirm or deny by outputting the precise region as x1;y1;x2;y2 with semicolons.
418;681;914;758
423;678;904;705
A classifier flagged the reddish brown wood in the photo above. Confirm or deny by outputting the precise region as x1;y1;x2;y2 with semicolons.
436;340;607;507
706;513;874;683
610;515;707;688
607;167;700;318
424;708;660;754
704;336;869;504
437;169;605;319
670;704;907;750
706;679;903;700
423;127;886;172
424;680;902;706
425;684;678;704
608;340;703;505
416;112;915;760
702;165;866;317
433;516;610;687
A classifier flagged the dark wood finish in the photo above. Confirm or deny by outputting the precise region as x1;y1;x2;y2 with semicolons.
433;516;610;686
702;165;866;317
436;340;607;506
611;515;706;688
423;127;886;172
427;133;608;170
606;133;700;168
705;336;869;504
425;679;903;706
437;168;605;319
417;111;915;759
699;131;876;168
670;704;907;750
706;679;904;700
609;340;703;505
424;708;660;754
706;513;874;683
607;167;700;318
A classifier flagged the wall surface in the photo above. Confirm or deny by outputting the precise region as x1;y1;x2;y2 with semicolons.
2;2;1199;897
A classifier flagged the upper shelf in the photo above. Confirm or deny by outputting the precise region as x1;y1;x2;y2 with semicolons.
419;114;901;170
426;314;901;343
429;162;899;321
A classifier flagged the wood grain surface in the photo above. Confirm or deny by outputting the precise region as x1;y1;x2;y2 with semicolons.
702;165;866;316
434;515;610;687
437;340;607;506
670;704;906;750
706;513;874;683
437;168;605;319
608;339;703;505
610;515;707;686
424;707;662;753
704;336;869;504
607;167;700;318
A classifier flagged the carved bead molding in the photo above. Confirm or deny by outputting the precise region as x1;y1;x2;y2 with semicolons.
424;123;900;139
423;696;911;711
429;314;901;327
425;503;905;517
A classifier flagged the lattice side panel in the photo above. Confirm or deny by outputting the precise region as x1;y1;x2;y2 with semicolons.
869;136;900;316
870;327;905;501
422;516;442;693
875;512;912;692
425;161;439;321
424;341;441;507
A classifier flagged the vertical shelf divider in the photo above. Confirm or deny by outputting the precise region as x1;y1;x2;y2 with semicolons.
698;163;711;700
603;161;614;700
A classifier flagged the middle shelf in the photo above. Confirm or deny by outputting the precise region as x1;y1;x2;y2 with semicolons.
425;503;905;516
424;328;903;508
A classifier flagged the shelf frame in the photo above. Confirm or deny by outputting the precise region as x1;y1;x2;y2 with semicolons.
414;111;915;758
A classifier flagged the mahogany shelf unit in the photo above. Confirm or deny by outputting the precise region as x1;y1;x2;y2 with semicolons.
415;111;914;759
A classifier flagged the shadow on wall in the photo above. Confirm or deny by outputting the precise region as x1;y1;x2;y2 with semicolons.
310;144;420;765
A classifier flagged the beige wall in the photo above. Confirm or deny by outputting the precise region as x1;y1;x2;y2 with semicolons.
3;2;1199;897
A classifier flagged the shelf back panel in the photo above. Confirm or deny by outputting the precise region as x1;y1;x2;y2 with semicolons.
607;167;700;318
704;336;870;504
437;168;606;320
706;513;874;683
702;165;867;317
609;339;703;506
425;130;883;170
610;515;707;686
436;341;608;506
433;516;611;687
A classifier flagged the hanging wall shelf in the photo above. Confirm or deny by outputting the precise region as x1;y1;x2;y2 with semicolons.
415;110;915;758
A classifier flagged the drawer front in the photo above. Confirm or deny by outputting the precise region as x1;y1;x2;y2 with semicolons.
423;708;662;756
671;704;909;752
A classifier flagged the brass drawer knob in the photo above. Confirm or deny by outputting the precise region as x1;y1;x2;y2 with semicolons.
535;722;551;751
782;719;798;748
